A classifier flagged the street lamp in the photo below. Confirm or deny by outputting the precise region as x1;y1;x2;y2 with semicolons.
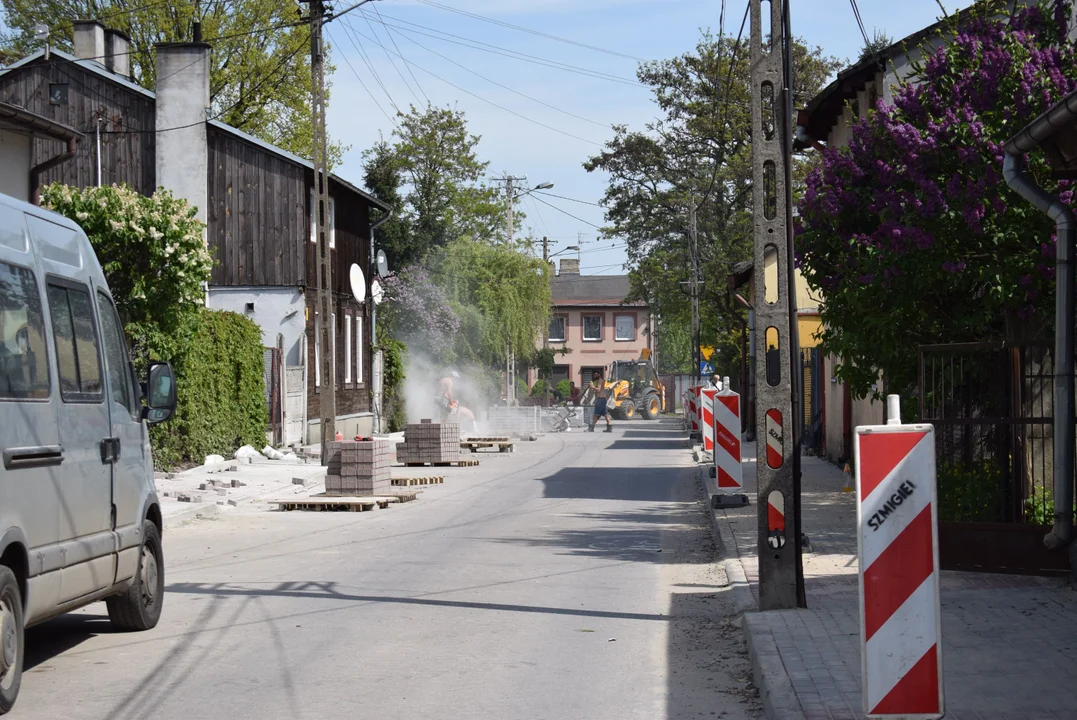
505;180;553;244
1003;86;1077;561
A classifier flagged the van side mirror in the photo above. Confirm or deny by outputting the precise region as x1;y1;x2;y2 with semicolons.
143;362;176;424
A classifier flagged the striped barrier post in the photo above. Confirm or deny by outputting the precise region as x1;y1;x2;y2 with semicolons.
694;386;704;436
688;386;701;437
710;377;749;508
700;387;717;454
854;395;943;719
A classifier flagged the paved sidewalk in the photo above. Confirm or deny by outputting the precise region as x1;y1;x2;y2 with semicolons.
707;443;1077;720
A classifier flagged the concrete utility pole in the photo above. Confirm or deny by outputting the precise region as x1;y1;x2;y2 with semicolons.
505;176;515;244
689;203;701;382
542;236;549;262
305;0;335;463
749;0;804;610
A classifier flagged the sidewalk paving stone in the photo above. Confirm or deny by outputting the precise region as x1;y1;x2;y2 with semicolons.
706;442;1077;720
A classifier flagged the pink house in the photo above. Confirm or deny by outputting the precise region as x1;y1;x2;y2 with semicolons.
530;258;653;394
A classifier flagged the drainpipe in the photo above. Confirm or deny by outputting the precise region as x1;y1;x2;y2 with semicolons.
30;137;78;206
369;211;391;433
1002;152;1074;551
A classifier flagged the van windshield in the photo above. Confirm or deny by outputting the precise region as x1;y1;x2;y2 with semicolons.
0;261;50;399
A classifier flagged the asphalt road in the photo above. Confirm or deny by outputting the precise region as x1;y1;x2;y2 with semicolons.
13;419;761;720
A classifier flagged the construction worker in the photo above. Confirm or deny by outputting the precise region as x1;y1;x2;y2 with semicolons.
436;370;476;430
588;370;613;433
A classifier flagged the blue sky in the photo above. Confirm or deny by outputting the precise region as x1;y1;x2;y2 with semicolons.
326;0;976;276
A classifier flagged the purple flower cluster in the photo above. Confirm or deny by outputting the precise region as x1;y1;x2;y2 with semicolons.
797;0;1077;345
381;266;461;352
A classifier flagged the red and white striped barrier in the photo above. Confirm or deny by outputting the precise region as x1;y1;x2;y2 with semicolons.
854;395;943;719
686;386;701;435
694;386;704;435
713;385;742;491
700;387;717;453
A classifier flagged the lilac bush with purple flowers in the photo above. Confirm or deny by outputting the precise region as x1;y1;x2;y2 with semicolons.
797;0;1076;397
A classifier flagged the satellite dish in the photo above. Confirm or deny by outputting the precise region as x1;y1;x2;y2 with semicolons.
376;250;389;278
371;279;385;305
349;263;367;303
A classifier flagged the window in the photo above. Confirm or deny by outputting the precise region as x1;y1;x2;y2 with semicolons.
344;312;352;384
615;314;635;342
97;292;136;416
583;314;602;342
47;282;103;402
548;316;566;342
314;311;320;388
309;191;336;248
0;261;50;399
356;316;363;384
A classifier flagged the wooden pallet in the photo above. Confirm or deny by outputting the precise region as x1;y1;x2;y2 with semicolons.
392;476;445;487
270;491;417;512
460;439;515;453
399;459;480;468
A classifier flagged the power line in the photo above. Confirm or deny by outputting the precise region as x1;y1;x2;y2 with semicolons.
370;2;430;106
372;14;611;130
336;16;401;114
849;0;873;51
414;0;645;62
359;10;642;87
534;190;604;207
531;195;604;229
357;5;423;107
341;19;601;146
325;26;398;126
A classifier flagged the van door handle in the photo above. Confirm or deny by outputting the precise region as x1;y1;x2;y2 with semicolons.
3;445;64;470
100;437;120;464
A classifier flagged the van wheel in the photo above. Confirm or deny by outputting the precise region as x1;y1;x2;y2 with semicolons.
107;522;164;631
0;566;24;716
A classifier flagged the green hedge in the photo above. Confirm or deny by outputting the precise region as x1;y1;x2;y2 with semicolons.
556;379;572;399
150;308;267;468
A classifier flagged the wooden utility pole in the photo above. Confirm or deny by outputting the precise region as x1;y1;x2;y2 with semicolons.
305;0;335;463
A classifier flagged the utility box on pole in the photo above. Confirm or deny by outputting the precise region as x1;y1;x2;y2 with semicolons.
749;0;801;610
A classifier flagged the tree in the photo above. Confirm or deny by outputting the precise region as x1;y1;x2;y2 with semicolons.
363;139;413;271
859;30;894;61
0;0;343;164
40;182;212;361
365;105;503;269
797;0;1077;397
585;31;840;375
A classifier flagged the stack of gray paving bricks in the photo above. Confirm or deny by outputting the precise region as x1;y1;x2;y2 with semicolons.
324;439;391;496
396;420;460;464
485;406;540;436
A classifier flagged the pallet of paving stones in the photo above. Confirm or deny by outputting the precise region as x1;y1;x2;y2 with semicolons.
270;491;417;512
391;476;446;487
460;438;515;453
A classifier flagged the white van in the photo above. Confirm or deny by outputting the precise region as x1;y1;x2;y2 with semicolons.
0;192;176;714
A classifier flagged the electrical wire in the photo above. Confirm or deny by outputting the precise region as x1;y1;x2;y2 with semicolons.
358;10;642;87
531;195;604;229
413;0;645;62
533;190;604;207
340;19;601;146
849;0;873;51
325;26;398;126
336;16;401;114
371;14;612;130
371;2;430;106
357;6;423;107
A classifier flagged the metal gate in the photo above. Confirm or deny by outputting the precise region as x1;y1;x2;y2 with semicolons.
918;342;1069;575
801;347;823;454
263;347;282;445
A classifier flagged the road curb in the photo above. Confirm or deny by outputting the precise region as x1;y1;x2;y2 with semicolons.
163;502;220;529
695;463;805;720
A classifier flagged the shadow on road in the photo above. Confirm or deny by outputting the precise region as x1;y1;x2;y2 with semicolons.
540;464;689;503
165;581;669;622
24;614;116;670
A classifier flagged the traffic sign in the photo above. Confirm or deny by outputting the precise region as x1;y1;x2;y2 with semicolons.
700;345;715;361
700;360;714;375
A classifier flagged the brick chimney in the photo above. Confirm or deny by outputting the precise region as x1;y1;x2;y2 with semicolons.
72;20;106;63
559;258;580;276
155;43;210;225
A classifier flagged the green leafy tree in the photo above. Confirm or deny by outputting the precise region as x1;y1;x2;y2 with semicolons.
365;105;503;268
0;0;343;164
586;31;840;375
40;182;212;361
